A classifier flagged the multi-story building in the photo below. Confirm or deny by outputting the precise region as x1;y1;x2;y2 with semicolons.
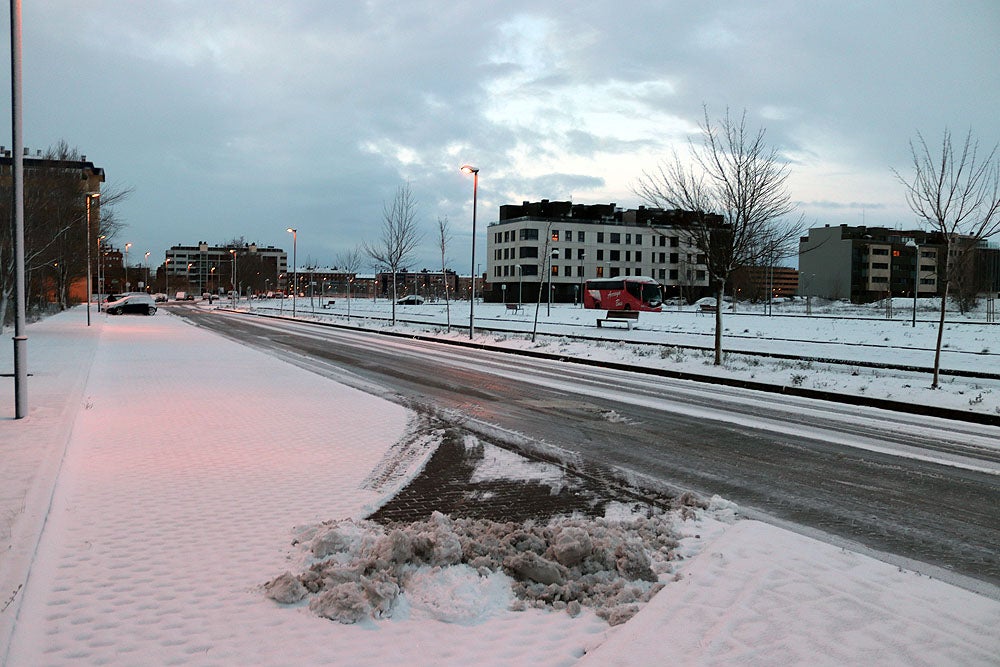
484;200;718;303
161;242;287;296
798;225;944;303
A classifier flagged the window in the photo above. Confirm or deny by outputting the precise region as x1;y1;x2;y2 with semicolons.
565;248;571;260
635;251;642;262
871;248;889;256
494;266;501;277
577;231;586;242
625;234;632;244
670;237;679;248
659;236;666;247
504;231;511;242
596;266;605;278
625;251;631;262
669;269;678;280
551;265;559;276
610;233;621;244
519;246;538;258
696;270;706;281
520;228;539;241
635;234;642;245
871;276;888;283
669;252;678;264
502;248;509;260
502;266;509;276
577;248;585;260
872;262;889;270
658;268;666;280
521;264;538;276
494;249;501;260
551;230;560;241
625;268;631;276
659;252;665;263
610;250;620;261
577;265;585;277
596;249;604;260
597;232;605;243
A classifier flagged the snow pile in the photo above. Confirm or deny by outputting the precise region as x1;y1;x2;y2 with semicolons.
266;507;688;626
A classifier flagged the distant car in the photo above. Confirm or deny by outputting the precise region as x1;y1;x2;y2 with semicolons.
106;293;157;316
152;293;168;303
396;295;425;305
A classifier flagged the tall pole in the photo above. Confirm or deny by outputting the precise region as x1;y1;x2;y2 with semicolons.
910;240;919;328
124;243;132;291
144;251;150;292
287;228;297;317
11;0;27;417
85;193;99;325
97;235;105;310
461;166;478;339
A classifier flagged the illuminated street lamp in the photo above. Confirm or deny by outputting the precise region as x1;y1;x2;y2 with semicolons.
229;249;237;304
85;192;100;326
286;227;297;317
124;242;132;291
210;265;216;295
163;257;171;296
906;239;920;327
144;251;150;292
460;165;478;339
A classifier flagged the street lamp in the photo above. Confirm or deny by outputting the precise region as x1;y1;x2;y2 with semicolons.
461;165;478;339
229;249;237;305
210;265;216;295
144;251;150;292
906;239;919;327
124;242;132;291
163;257;171;296
547;248;558;316
85;192;100;325
286;227;297;317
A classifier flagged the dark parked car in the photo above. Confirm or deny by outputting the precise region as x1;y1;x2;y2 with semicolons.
396;294;425;305
106;293;157;316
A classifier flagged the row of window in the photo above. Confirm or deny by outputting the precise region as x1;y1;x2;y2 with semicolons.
493;247;703;264
493;264;706;281
493;228;683;247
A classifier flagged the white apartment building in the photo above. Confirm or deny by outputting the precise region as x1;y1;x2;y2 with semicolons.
484;200;715;302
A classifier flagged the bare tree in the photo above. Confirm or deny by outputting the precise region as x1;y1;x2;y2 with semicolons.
336;245;364;318
364;183;422;324
894;128;1000;388
1;141;129;324
437;216;453;332
634;107;801;364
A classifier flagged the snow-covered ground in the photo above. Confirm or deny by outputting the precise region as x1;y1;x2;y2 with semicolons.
0;305;997;665
251;295;1000;417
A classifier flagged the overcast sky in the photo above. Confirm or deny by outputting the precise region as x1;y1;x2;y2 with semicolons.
3;1;998;272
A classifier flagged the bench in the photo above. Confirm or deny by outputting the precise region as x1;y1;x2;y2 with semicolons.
504;303;524;314
698;303;717;315
596;310;639;330
322;299;336;308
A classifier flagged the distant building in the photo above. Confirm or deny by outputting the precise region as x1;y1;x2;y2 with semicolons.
162;242;287;296
729;266;799;302
485;200;721;303
798;225;944;303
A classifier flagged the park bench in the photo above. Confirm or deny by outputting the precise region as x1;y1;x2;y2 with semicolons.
322;299;336;308
504;303;525;314
596;310;639;330
698;303;717;315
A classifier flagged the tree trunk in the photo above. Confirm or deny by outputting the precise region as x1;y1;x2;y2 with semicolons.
932;284;948;389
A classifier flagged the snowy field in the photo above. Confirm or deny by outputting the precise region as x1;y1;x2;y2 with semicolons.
247;295;1000;418
0;306;998;665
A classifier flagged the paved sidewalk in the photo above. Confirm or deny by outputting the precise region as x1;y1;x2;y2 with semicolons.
0;312;102;651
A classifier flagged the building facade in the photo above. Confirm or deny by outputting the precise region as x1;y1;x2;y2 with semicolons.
798;225;944;303
161;242;287;296
484;200;718;303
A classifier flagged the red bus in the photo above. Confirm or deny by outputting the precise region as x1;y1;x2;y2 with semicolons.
583;276;663;312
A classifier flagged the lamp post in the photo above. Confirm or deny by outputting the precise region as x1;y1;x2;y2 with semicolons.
163;257;171;296
286;227;297;317
547;248;558;316
229;249;237;305
906;239;919;327
124;242;132;291
144;251;150;292
210;265;216;296
187;263;193;292
460;165;478;339
85;192;100;326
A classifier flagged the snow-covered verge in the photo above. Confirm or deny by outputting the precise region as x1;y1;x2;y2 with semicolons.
243;297;1000;417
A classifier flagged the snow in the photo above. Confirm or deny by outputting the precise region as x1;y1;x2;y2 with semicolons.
0;304;998;666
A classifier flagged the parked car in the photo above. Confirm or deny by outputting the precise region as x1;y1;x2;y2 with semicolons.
106;293;157;316
152;293;168;303
396;294;425;305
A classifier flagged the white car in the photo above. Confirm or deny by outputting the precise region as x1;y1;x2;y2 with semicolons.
396;295;425;305
106;293;157;316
